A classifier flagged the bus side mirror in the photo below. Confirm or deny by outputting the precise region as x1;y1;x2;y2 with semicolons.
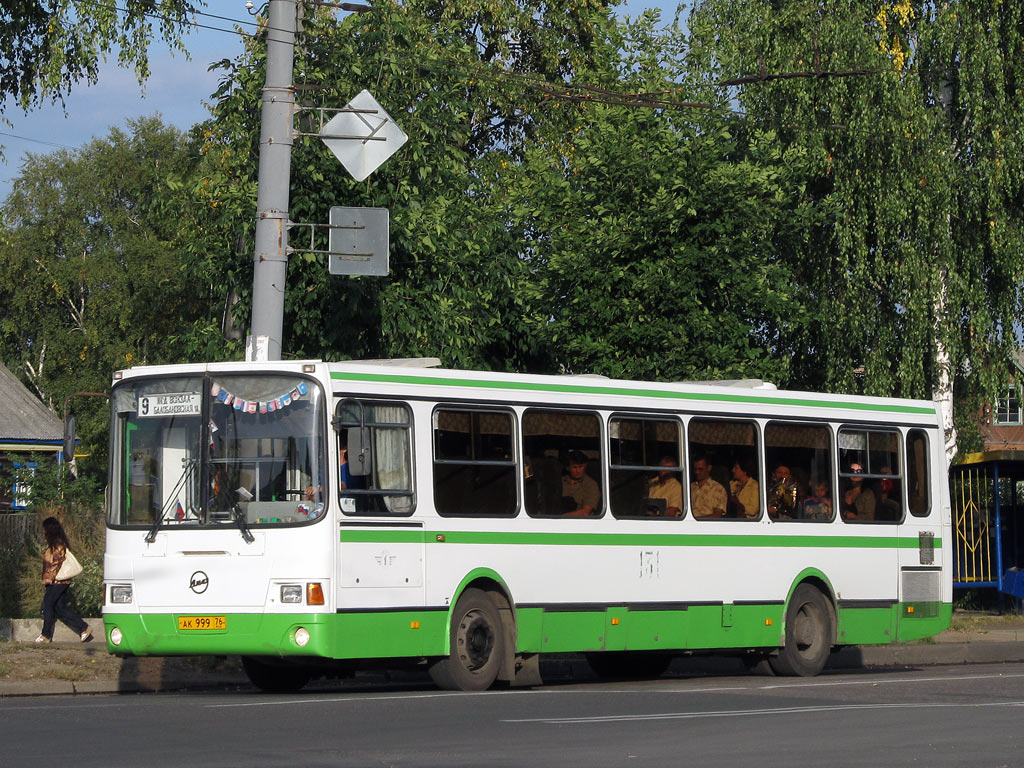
347;427;372;476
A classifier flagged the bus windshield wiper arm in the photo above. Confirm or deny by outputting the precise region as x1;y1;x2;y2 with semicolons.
145;511;163;544
146;459;197;543
233;505;255;544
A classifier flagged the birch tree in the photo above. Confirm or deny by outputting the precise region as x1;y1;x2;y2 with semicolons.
688;0;1024;460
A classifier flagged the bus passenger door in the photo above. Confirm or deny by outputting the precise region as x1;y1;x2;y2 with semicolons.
333;399;425;616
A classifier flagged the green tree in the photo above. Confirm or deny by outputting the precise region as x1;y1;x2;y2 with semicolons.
0;0;200;112
508;14;827;380
687;0;1024;458
190;0;622;369
0;116;209;473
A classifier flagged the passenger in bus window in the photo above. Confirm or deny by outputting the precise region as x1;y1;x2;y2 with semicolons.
767;465;798;519
690;457;727;518
647;456;683;516
843;463;875;520
728;459;760;518
877;467;900;520
799;482;832;520
562;451;600;517
338;446;352;489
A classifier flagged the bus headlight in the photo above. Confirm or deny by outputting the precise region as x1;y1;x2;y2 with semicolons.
280;584;303;603
110;585;133;604
110;627;123;646
294;627;310;647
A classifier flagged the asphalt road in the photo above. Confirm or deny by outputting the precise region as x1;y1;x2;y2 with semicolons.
3;663;1023;767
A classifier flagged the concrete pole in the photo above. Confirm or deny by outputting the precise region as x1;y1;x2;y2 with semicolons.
249;0;297;362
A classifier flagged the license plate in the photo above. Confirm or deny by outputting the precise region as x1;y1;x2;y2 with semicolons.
178;616;226;630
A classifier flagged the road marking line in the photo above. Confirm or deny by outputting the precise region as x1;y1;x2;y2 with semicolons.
503;700;1024;724
203;671;1024;708
755;672;1024;690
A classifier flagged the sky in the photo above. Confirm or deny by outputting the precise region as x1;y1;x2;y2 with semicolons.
0;1;678;201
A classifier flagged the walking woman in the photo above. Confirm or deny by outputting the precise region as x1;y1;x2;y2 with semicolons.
35;516;92;643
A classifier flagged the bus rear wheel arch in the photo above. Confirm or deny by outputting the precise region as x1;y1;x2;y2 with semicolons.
768;583;835;677
429;587;507;691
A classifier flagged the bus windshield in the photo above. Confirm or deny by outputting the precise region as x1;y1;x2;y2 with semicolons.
109;373;326;531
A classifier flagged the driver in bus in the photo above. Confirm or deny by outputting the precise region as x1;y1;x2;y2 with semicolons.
561;451;600;517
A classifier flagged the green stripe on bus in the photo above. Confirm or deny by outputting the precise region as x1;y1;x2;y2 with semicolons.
340;529;936;549
108;602;952;659
329;371;936;415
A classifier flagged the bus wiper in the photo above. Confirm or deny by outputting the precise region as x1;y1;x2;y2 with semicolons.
233;505;255;544
146;459;197;543
145;511;163;544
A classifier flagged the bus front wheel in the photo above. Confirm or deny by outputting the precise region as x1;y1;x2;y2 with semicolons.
769;584;833;677
429;588;505;691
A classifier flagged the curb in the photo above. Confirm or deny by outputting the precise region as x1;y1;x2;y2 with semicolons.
848;641;1024;668
0;618;103;643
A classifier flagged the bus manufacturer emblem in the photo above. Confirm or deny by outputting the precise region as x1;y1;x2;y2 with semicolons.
189;571;209;594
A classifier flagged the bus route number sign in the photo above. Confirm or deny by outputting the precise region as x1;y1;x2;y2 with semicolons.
138;393;202;418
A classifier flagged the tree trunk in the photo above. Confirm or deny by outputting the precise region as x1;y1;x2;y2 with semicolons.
932;265;957;464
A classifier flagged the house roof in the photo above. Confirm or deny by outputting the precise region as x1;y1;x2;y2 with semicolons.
0;363;63;442
1013;349;1024;375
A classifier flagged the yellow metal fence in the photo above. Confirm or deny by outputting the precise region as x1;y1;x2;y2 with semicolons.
951;466;996;585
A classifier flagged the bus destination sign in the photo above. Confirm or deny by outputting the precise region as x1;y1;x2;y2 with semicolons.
138;393;202;418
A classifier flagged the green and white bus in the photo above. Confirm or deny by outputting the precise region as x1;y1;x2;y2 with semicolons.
103;359;951;691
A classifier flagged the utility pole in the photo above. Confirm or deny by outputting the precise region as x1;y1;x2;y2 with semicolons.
248;0;298;362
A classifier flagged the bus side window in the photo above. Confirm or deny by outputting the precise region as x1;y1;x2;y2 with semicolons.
433;408;517;517
838;428;903;523
764;422;834;522
688;418;759;520
608;416;684;519
522;409;603;518
907;429;931;517
335;399;415;516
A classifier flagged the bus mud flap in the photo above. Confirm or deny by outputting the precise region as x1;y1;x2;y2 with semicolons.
496;605;542;687
511;653;542;687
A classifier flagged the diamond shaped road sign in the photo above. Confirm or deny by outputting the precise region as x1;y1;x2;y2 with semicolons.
321;90;408;182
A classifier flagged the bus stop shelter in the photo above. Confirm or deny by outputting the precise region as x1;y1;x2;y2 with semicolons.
951;450;1024;603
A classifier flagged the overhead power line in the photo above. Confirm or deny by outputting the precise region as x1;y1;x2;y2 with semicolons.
0;131;75;150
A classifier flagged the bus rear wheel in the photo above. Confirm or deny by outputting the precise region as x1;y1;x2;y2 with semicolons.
769;584;833;677
242;657;312;693
429;588;505;691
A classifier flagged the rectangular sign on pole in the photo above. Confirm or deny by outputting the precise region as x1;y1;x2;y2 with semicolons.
328;207;390;276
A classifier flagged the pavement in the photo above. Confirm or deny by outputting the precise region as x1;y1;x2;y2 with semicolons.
2;611;1024;697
